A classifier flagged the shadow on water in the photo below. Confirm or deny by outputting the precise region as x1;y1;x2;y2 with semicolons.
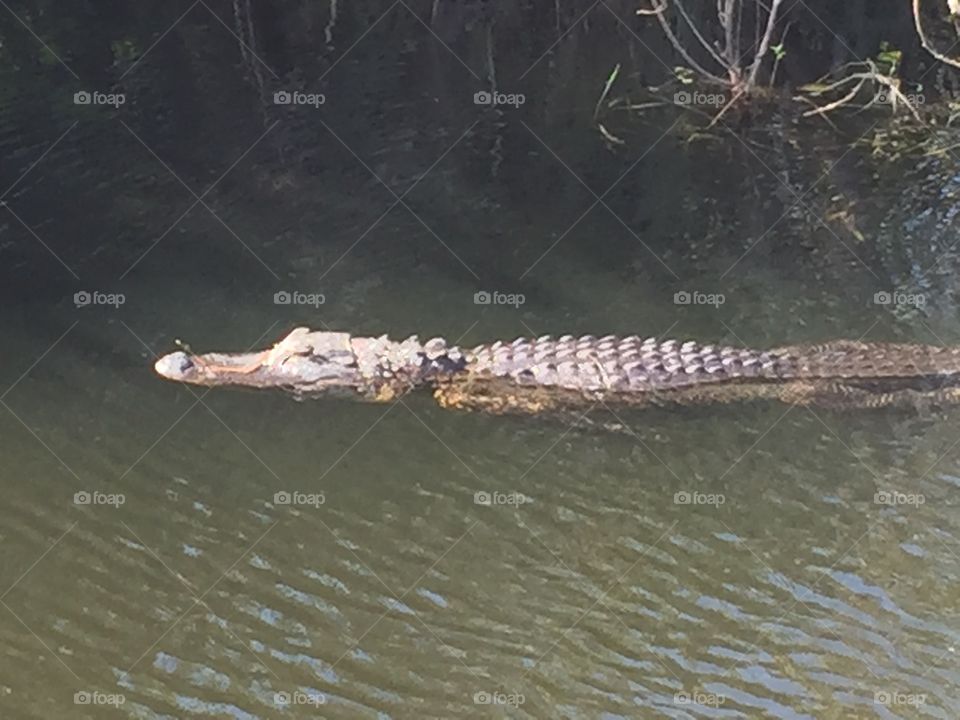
3;1;960;718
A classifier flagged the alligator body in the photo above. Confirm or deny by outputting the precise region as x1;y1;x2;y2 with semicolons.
153;328;960;413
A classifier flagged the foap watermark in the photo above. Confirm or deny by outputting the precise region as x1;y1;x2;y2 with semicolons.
473;690;525;707
474;90;525;108
274;290;325;307
274;491;325;508
873;290;925;308
674;691;725;707
874;490;924;507
274;690;326;707
474;490;532;507
474;290;525;308
874;91;925;107
74;90;125;107
74;290;125;308
674;490;725;507
74;691;125;706
273;90;325;108
674;290;724;307
874;690;926;707
74;491;125;507
674;90;726;107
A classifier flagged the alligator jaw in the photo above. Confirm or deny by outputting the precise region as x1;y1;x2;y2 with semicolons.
154;331;371;398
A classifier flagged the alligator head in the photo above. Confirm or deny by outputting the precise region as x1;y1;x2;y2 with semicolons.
154;328;459;400
154;330;375;398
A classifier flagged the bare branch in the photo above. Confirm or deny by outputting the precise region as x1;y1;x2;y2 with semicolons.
672;0;730;72
799;78;866;117
719;0;738;75
797;61;924;122
706;87;746;128
639;0;729;84
746;0;785;87
912;0;960;69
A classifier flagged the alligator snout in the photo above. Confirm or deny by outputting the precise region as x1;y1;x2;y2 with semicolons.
154;351;194;379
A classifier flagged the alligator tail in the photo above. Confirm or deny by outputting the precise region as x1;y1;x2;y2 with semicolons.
771;341;960;379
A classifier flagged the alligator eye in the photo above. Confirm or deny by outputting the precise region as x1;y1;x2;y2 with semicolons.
177;354;195;373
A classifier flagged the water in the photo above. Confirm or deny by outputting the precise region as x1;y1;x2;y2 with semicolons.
3;3;960;718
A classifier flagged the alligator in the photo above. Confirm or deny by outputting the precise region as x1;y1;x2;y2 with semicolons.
153;327;960;414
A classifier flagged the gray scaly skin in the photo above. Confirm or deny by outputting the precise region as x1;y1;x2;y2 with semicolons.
154;328;960;413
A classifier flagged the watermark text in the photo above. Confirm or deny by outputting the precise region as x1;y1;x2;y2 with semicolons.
474;91;525;108
74;90;125;107
274;90;325;108
475;491;531;507
274;491;326;508
74;290;125;308
874;490;924;507
74;491;125;507
274;290;325;307
674;290;724;307
474;290;525;308
674;491;725;507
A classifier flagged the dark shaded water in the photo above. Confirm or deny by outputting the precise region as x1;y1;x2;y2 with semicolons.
3;3;960;718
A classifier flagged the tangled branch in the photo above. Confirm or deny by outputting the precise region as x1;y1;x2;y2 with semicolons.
912;0;960;69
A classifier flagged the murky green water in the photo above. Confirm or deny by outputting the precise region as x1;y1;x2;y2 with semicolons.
3;4;960;719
